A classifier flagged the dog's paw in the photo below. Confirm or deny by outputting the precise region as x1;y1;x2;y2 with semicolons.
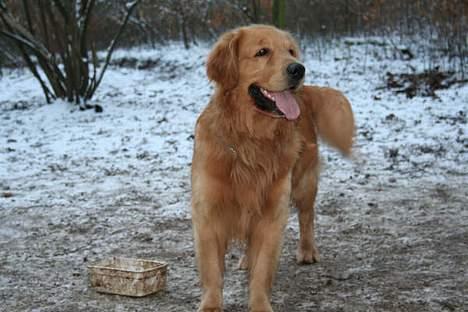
237;255;249;270
198;308;222;312
296;244;320;264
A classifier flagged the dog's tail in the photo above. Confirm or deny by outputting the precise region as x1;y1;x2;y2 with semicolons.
301;86;355;156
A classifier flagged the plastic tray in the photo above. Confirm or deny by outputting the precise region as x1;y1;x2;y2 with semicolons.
88;257;168;297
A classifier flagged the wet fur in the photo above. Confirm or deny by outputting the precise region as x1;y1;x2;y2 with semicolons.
191;25;354;311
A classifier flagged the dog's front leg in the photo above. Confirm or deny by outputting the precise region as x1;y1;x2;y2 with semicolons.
248;219;286;312
247;177;290;312
193;214;227;312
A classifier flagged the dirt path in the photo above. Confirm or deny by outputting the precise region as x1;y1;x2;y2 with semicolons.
1;174;466;312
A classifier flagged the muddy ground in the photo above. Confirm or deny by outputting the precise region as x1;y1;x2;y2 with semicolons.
1;170;466;312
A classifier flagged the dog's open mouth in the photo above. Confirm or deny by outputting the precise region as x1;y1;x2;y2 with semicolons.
248;84;300;120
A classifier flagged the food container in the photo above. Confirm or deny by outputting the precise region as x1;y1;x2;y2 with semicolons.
88;257;168;297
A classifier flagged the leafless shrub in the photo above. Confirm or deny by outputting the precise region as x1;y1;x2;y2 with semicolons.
0;0;140;106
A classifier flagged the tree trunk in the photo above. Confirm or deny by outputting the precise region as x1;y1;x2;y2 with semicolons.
272;0;286;29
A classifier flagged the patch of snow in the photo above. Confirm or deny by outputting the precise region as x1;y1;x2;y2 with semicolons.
1;40;467;222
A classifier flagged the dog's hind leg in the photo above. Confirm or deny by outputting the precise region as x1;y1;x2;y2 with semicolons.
293;168;320;264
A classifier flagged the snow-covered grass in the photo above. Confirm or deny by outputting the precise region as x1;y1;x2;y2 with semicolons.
1;40;467;218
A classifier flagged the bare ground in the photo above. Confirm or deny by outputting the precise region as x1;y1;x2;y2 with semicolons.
1;171;466;312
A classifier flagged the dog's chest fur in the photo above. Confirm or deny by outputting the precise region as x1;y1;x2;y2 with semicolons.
221;124;301;210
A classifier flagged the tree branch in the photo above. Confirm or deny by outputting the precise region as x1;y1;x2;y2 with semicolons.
22;0;35;36
0;27;54;103
51;0;69;23
86;0;141;99
38;0;51;50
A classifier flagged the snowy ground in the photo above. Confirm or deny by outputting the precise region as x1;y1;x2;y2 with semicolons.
0;40;467;312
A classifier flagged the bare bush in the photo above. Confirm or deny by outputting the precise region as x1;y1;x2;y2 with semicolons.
0;0;140;106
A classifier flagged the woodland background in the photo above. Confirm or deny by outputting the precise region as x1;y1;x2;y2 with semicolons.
1;0;466;72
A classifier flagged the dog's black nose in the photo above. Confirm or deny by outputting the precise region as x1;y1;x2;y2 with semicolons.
287;63;305;81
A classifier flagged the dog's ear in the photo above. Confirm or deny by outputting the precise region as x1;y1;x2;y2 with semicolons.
207;29;241;90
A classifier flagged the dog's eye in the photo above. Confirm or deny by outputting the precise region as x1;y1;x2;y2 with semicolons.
289;49;296;56
255;48;270;57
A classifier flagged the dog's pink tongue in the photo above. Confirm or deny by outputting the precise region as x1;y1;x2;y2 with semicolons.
272;90;300;120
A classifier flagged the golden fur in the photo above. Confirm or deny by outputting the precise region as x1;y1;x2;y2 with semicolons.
191;25;355;311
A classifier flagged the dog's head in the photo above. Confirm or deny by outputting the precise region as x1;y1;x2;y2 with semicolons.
207;25;304;121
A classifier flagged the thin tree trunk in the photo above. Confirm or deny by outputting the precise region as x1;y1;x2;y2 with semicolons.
86;0;140;100
273;0;286;29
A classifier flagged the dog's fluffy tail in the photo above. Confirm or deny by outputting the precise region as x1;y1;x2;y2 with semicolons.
301;86;355;156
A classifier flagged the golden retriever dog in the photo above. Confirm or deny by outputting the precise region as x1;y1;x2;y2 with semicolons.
191;25;354;311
